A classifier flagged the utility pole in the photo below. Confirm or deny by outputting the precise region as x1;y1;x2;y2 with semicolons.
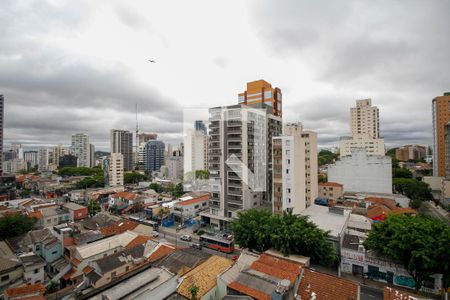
135;104;139;170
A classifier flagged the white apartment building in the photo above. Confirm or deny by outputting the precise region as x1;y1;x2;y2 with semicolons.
328;149;392;194
109;153;124;187
202;104;282;231
167;152;183;180
38;148;49;172
340;134;385;157
272;123;318;215
72;133;90;167
351;99;379;138
52;144;66;166
183;128;208;174
2;158;27;174
24;150;38;168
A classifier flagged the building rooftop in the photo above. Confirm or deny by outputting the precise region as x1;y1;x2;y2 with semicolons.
155;247;211;276
4;283;46;299
64;202;86;210
319;182;343;188
0;257;20;273
82;212;121;230
0;240;15;259
297;268;359;300
175;194;209;207
300;204;350;238
100;219;139;237
7;228;59;253
74;230;138;260
19;253;46;267
177;255;233;299
94;244;145;274
39;205;69;217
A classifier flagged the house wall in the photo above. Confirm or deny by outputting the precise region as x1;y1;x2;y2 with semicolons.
0;266;23;290
42;244;62;264
92;261;144;288
340;248;442;294
43;213;70;228
23;266;45;284
71;207;88;220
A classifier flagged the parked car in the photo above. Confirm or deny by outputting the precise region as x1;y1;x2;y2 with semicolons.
180;234;192;242
231;255;238;261
152;231;159;238
178;224;187;230
191;242;202;250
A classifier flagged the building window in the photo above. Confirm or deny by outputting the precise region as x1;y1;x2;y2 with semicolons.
34;269;39;274
1;275;9;282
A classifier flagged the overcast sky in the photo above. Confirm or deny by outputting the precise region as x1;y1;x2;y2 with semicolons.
1;0;449;151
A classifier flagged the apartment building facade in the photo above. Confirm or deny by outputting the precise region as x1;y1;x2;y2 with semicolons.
71;133;90;167
109;153;124;187
110;130;133;171
432;93;450;176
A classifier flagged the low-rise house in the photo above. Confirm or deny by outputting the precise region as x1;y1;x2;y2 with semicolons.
155;248;212;276
341;231;442;294
19;253;46;284
319;182;344;201
4;283;46;300
175;255;233;300
6;228;62;263
82;212;121;230
0;242;23;291
297;268;360;300
64;202;88;220
225;252;304;300
39;205;71;227
173;193;209;223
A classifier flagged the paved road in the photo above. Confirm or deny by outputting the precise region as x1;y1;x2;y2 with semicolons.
421;202;450;224
156;227;241;259
360;285;383;300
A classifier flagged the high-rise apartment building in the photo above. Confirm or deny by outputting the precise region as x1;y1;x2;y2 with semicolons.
340;99;384;157
167;150;184;180
195;120;207;134
238;80;282;117
395;145;427;162
351;99;380;139
38;148;49;172
445;122;450;179
90;144;95;167
432;93;450;177
24;150;38;168
12;143;23;160
138;133;157;145
110;130;133;171
204;100;282;230
272;123;318;215
51;144;65;167
71;133;90;167
0;95;4;175
144;140;165;172
109;153;124;187
184;126;209;174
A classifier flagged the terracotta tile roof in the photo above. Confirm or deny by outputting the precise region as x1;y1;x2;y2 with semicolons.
4;283;45;298
365;197;397;210
319;182;343;188
83;266;94;274
177;255;233;299
126;235;151;249
64;237;75;247
28;211;43;219
71;258;81;266
249;253;302;282
112;191;137;201
100;220;139;237
176;195;209;206
228;281;271;300
63;268;76;280
148;244;176;262
367;205;390;220
390;208;417;215
298;269;359;300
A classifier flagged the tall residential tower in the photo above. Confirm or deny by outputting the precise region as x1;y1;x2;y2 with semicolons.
432;93;450;177
71;133;90;167
110;130;133;171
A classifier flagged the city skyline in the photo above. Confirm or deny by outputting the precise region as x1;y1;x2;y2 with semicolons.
1;1;450;150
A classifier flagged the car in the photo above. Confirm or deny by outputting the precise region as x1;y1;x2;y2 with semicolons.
191;242;202;250
177;224;187;230
231;255;238;261
180;234;192;242
152;231;159;238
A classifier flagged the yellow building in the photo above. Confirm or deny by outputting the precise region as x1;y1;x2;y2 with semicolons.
238;79;282;117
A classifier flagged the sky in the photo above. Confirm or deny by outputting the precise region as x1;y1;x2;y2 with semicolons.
1;0;449;151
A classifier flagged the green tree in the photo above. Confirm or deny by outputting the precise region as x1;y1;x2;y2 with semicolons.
124;172;148;184
363;214;450;293
393;178;433;203
0;215;36;240
195;170;210;179
87;200;101;216
231;209;274;252
149;183;163;193
46;280;59;294
393;168;413;178
76;176;104;189
188;284;199;300
318;150;338;166
58;167;102;177
173;183;184;197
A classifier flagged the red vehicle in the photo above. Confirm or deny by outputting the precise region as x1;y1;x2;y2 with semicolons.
199;234;234;253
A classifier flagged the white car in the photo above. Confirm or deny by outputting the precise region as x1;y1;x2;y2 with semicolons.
152;231;159;238
180;234;192;242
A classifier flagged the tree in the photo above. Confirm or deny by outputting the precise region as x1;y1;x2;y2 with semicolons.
0;214;36;240
46;280;59;294
188;284;199;300
318;150;338;166
231;209;336;266
124;172;148;184
195;170;210;179
76;176;104;189
149;183;163;193
393;178;433;203
173;183;184;197
363;214;450;293
393;168;413;179
58;167;102;177
87;200;101;216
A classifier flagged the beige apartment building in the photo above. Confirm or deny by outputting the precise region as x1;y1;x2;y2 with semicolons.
351;99;379;138
109;153;124;187
432;93;450;177
272;123;318;215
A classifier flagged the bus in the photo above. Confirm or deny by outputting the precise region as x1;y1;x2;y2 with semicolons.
199;234;234;253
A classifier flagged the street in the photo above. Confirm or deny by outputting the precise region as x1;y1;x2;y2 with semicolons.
360;285;383;300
